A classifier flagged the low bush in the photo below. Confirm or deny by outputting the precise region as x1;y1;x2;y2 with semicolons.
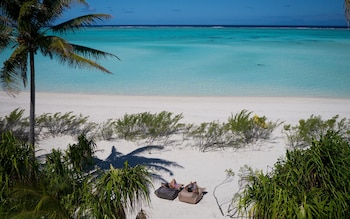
0;132;153;218
283;115;350;149
188;121;226;151
36;112;94;138
0;108;29;142
230;131;350;218
96;118;116;140
188;110;280;151
115;111;185;143
225;110;280;147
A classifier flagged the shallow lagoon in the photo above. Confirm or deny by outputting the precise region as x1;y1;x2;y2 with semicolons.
1;27;350;98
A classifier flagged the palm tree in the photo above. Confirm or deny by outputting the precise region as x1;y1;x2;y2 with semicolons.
0;0;118;147
346;0;350;28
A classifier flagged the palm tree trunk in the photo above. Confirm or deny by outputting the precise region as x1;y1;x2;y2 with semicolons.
29;50;35;146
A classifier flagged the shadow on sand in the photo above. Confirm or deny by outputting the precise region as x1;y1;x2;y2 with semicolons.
94;145;183;181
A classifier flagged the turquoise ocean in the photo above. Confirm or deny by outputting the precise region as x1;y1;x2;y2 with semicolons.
2;26;350;98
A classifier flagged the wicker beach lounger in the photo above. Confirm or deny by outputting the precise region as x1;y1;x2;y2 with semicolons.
178;182;205;204
154;179;184;200
154;186;181;200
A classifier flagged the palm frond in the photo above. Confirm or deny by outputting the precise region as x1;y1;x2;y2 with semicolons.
17;0;42;32
39;36;115;73
0;0;22;22
39;35;74;58
345;0;350;27
0;46;28;95
44;0;89;9
72;44;120;60
51;14;112;34
38;0;88;27
65;52;113;73
0;20;14;51
18;0;37;19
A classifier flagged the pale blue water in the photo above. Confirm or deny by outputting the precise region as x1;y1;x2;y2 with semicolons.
1;26;350;98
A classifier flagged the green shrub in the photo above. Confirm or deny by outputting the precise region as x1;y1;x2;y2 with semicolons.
0;108;29;142
0;132;37;214
188;110;280;151
283;115;350;149
230;131;350;218
96;119;116;140
36;112;93;138
115;111;185;143
0;133;153;218
188;121;226;151
225;110;280;147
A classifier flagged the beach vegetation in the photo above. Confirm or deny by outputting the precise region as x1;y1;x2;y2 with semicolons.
0;108;29;142
188;110;280;151
225;110;279;146
1;109;281;151
0;132;152;218
229;131;350;218
0;0;118;147
283;114;350;149
97;118;117;140
36;111;95;138
115;111;185;144
188;121;227;151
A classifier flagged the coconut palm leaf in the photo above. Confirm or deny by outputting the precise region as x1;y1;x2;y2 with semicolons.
0;0;21;21
60;51;114;73
346;0;350;27
1;46;29;94
51;14;112;33
37;35;115;73
72;44;120;60
39;0;88;24
0;17;14;51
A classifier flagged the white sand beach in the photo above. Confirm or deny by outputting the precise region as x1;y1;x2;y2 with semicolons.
1;92;350;218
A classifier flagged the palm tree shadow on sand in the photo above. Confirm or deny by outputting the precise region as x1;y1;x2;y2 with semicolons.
94;145;183;181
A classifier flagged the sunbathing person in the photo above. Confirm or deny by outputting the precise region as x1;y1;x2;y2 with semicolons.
162;179;183;190
186;181;199;193
169;179;183;190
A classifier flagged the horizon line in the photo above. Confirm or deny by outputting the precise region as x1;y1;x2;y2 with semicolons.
80;24;349;29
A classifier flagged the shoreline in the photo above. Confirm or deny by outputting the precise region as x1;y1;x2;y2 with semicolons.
2;91;350;124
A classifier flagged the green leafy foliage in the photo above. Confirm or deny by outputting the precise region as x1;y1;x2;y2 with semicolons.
115;111;185;143
230;131;350;218
0;132;37;216
0;108;29;142
226;109;280;146
188;121;227;151
283;115;350;149
36;112;93;138
84;162;152;219
188;110;280;151
97;118;117;140
0;132;153;218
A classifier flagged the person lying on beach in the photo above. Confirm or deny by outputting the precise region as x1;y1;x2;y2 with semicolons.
185;181;199;193
162;179;183;190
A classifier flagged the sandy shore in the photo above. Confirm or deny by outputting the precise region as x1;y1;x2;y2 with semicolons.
2;92;350;218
